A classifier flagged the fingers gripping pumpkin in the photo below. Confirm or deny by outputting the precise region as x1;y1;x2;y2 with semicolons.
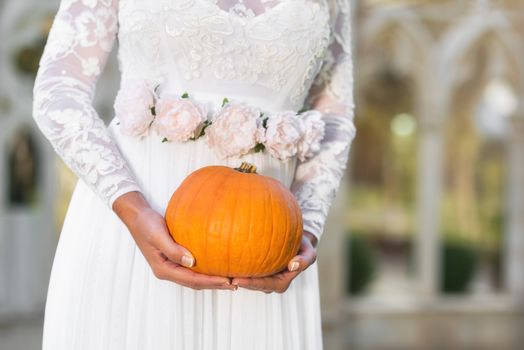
165;162;303;277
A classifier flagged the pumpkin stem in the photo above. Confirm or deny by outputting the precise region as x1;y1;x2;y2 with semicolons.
234;161;257;174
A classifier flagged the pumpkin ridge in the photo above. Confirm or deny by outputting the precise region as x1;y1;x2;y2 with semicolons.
179;169;225;272
230;173;244;276
164;174;195;219
235;172;255;275
255;176;279;276
201;169;231;275
269;183;293;274
165;176;199;239
244;169;266;276
217;169;239;276
251;175;270;277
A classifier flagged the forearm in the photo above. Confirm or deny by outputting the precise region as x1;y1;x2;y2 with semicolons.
32;0;144;210
291;111;356;241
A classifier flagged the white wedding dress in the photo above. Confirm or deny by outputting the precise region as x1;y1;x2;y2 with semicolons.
32;0;356;349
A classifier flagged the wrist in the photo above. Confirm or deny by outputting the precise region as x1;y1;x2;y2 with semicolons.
303;230;318;248
112;191;151;228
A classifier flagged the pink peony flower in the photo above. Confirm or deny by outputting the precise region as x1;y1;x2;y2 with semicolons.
205;101;264;159
296;110;325;161
263;111;304;161
153;94;208;142
114;80;155;138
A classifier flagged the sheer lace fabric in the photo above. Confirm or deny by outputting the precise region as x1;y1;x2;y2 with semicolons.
32;0;356;241
213;0;283;17
291;0;357;241
32;0;142;207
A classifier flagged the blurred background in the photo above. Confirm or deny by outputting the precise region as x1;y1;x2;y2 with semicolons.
1;0;524;349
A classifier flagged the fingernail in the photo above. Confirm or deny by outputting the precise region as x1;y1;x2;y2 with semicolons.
181;255;194;268
290;261;299;271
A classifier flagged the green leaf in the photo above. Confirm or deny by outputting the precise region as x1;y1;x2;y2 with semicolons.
221;97;229;107
198;120;211;137
181;92;189;98
161;137;169;143
254;143;265;153
189;120;212;140
297;106;309;114
262;116;268;129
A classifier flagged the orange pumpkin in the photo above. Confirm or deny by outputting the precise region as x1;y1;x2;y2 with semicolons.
165;161;303;277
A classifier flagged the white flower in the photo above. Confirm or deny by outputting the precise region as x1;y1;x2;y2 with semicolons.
81;57;100;76
153;94;208;142
205;101;263;159
263;111;303;161
114;80;155;138
297;110;325;161
76;7;117;51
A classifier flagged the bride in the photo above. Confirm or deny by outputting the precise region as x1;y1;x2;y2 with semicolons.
32;0;356;348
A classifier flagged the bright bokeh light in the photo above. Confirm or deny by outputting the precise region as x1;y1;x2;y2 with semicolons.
391;113;417;137
475;79;516;138
484;79;517;117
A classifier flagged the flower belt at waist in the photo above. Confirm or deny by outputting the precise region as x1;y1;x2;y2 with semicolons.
114;80;325;162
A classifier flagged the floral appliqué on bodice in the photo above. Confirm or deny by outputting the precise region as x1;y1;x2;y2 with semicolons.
32;0;356;241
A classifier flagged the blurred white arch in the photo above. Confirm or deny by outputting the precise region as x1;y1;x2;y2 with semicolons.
360;7;434;86
438;10;524;111
437;9;524;298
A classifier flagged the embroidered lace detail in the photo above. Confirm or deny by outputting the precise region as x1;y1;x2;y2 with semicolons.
225;2;257;17
160;0;331;106
214;0;280;18
290;0;357;241
32;0;142;209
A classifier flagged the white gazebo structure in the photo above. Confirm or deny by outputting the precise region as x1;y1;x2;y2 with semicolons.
319;1;524;348
0;0;57;320
0;0;120;321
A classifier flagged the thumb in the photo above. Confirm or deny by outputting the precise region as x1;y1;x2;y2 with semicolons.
156;229;195;268
287;238;317;272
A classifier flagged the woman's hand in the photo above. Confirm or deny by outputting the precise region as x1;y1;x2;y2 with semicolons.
113;191;236;291
231;231;318;294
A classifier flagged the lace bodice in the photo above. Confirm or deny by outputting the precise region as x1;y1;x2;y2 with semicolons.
32;0;356;242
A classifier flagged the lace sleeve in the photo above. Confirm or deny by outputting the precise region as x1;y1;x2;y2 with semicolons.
32;0;142;209
290;0;357;242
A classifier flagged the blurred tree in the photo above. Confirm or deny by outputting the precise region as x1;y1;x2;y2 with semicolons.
7;126;40;207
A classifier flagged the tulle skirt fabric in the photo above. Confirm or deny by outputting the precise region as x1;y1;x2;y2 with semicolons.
42;117;323;350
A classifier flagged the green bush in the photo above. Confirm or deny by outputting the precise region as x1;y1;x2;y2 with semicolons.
346;233;376;295
440;240;478;293
344;233;478;295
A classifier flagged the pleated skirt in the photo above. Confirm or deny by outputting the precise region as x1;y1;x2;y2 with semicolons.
42;117;323;350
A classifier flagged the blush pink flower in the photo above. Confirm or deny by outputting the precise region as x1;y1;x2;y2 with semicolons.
114;80;155;138
263;111;303;161
205;101;264;159
153;94;208;142
296;110;325;161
